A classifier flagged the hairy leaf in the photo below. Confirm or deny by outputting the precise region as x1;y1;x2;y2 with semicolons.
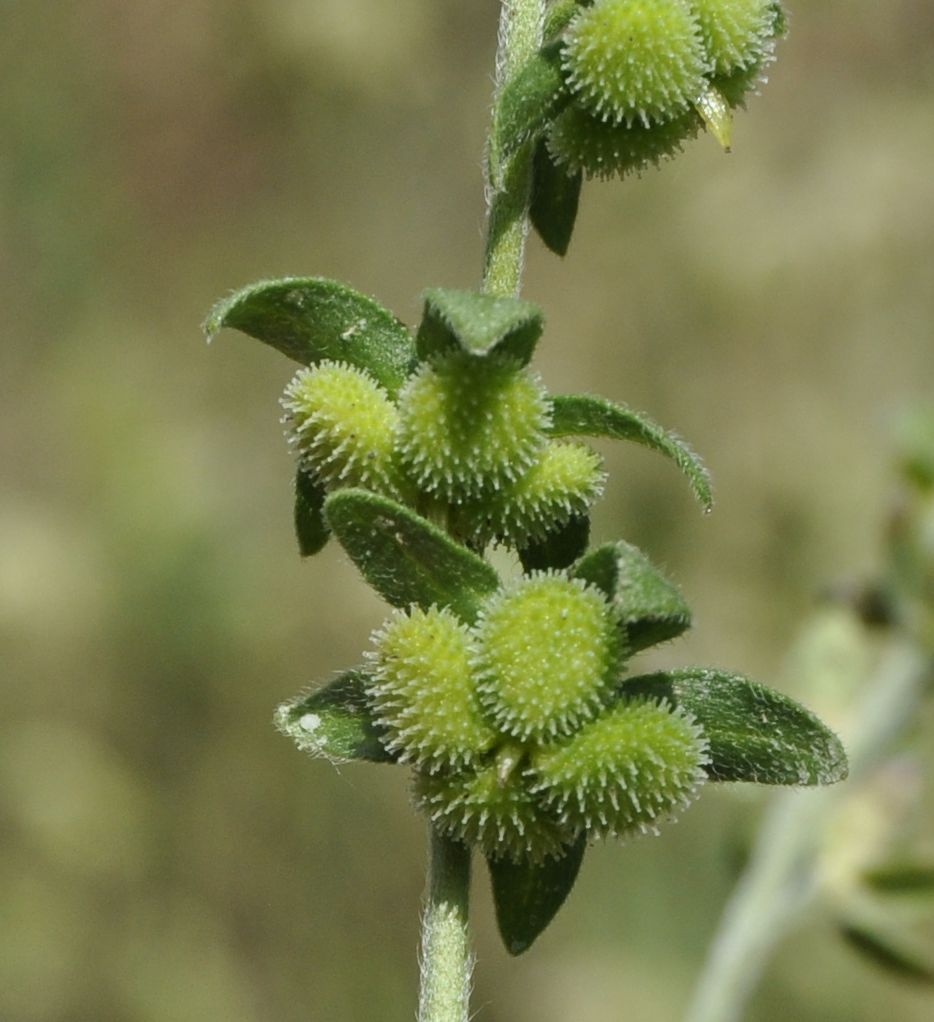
530;139;582;257
618;668;848;785
840;920;934;984
416;288;544;366
324;489;500;623
274;669;393;763
495;42;570;162
573;541;691;651
294;467;330;557
487;835;587;955
549;394;712;510
204;277;417;396
863;864;934;897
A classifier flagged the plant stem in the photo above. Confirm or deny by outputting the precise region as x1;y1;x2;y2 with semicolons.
417;830;473;1022
482;0;547;298
684;639;930;1022
416;9;546;1019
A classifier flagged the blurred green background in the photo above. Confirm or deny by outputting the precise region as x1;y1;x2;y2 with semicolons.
2;2;933;1019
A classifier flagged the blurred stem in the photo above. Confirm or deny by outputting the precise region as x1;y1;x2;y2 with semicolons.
482;0;546;297
684;639;931;1022
417;830;472;1022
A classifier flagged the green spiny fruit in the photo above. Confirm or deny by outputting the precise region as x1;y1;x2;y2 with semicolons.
282;360;400;493
689;0;777;76
475;573;622;741
547;101;701;179
457;441;606;547
563;0;709;127
396;351;550;501
531;698;708;838
367;607;497;771
414;756;573;862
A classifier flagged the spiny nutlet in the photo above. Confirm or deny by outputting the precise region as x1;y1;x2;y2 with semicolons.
689;0;777;76
474;573;623;742
530;698;709;839
281;360;400;493
563;0;709;128
367;607;497;772
455;441;606;548
395;351;550;502
413;759;575;863
547;102;701;180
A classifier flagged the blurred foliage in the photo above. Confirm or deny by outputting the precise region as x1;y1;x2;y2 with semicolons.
1;1;933;1020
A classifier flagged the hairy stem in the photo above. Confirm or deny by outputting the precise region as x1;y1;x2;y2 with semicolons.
684;639;930;1022
482;0;547;297
418;830;473;1022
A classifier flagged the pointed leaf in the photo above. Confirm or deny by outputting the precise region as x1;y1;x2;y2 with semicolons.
840;920;934;984
416;288;544;366
573;541;691;652
494;42;570;162
618;668;848;785
488;836;587;955
274;669;395;763
520;514;590;573
549;395;712;510
863;864;934;898
294;467;330;557
204;277;417;395
530;140;582;257
324;489;500;623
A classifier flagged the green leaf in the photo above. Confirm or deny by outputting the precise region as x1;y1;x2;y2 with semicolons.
572;541;691;652
487;835;587;955
294;467;330;557
274;669;394;763
618;668;849;785
544;1;584;41
416;288;544;366
324;489;500;623
549;395;713;510
495;42;570;162
863;864;934;897
519;514;590;573
204;277;417;396
530;139;582;257
840;920;934;984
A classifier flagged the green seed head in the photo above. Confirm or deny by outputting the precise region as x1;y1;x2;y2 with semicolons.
458;441;606;547
476;573;622;742
563;0;709;127
689;0;776;76
282;361;400;492
368;607;497;771
531;699;708;838
396;352;550;500
547;103;701;180
414;759;574;862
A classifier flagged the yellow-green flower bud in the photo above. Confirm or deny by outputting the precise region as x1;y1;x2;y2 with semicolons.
414;759;573;862
563;0;709;127
396;352;550;501
476;574;622;741
368;607;497;771
531;699;708;838
689;0;776;76
282;360;400;493
459;441;606;547
547;103;701;180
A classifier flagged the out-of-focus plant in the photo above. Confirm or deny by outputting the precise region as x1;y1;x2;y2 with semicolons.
686;407;934;1022
205;3;847;1019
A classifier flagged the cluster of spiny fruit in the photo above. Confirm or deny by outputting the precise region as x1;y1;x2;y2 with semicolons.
545;0;786;177
281;337;707;860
